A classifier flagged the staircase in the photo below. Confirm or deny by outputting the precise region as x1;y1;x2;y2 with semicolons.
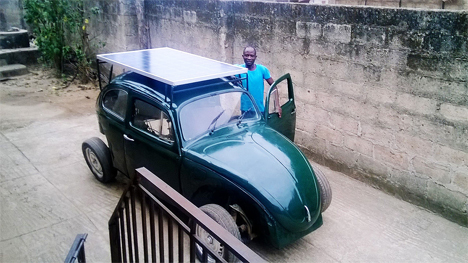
0;28;39;79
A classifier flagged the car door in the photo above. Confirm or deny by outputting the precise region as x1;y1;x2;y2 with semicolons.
99;86;129;174
265;73;296;141
123;95;181;192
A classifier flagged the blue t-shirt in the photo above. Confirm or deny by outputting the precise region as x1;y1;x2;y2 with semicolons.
238;64;271;112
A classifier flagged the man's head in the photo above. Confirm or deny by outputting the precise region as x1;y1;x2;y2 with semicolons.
242;46;257;67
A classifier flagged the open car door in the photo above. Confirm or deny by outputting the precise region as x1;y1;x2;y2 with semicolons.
265;73;296;141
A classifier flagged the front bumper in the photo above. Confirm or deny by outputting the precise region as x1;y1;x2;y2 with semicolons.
264;213;323;249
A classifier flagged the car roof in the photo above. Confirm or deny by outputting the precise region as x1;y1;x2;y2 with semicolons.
97;47;247;86
98;48;249;108
113;72;244;108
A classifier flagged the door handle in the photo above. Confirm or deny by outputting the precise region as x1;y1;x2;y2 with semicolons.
291;108;296;115
123;134;134;142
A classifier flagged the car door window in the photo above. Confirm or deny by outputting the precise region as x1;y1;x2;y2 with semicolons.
267;81;289;114
265;73;296;141
103;89;128;119
132;99;174;143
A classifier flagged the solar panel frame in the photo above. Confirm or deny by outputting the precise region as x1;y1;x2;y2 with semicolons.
96;47;248;86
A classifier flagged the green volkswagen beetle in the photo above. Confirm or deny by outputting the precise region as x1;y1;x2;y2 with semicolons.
82;48;331;255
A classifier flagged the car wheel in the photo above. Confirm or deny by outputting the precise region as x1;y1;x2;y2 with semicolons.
195;204;241;263
82;137;116;183
313;165;332;212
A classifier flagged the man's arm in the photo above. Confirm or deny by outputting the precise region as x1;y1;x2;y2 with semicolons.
266;77;282;118
266;77;274;86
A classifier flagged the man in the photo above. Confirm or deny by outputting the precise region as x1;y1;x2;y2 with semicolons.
239;46;282;118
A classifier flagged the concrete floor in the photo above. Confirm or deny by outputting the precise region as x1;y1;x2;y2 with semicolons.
1;70;467;262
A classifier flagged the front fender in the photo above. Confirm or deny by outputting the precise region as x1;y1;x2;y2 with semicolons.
185;127;321;233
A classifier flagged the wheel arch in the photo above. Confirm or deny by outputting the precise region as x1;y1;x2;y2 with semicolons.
186;170;275;240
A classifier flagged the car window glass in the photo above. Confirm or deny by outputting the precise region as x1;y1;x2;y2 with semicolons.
103;89;128;119
132;99;174;143
268;81;288;114
179;91;258;141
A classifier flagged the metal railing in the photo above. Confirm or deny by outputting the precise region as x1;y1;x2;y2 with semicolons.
108;167;266;263
64;233;88;263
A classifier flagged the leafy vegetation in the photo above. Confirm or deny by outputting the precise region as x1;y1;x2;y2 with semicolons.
24;0;104;82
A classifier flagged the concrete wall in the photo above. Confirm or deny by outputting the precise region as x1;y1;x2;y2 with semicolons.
333;0;468;10
88;0;142;52
88;0;468;226
268;0;468;10
0;0;25;30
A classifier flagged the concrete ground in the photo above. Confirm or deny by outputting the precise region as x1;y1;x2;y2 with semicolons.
1;68;467;262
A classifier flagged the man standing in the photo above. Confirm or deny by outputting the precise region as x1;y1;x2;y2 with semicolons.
239;46;282;117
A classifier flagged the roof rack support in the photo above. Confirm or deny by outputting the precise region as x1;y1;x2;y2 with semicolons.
164;84;170;105
97;59;103;90
97;59;114;90
170;84;176;109
109;65;114;84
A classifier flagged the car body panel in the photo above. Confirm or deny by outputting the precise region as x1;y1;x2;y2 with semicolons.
183;124;320;233
265;73;296;142
94;70;323;248
98;86;129;175
122;92;182;190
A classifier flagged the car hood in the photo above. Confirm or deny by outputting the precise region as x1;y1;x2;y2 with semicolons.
185;125;321;232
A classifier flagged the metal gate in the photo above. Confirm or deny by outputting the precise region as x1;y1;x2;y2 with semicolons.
108;167;265;263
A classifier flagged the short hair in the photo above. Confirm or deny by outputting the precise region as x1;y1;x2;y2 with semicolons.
243;46;257;55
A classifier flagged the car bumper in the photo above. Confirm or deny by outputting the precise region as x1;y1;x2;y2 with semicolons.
264;213;323;249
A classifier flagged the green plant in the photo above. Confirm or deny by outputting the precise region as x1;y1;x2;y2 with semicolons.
24;0;103;82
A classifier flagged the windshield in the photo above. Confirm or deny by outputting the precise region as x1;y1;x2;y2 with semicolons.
179;91;259;141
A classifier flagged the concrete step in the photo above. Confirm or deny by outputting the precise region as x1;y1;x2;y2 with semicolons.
0;47;40;65
0;29;30;49
0;64;28;79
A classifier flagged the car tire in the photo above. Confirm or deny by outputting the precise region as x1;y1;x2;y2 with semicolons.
82;137;116;183
313;165;332;212
195;204;241;263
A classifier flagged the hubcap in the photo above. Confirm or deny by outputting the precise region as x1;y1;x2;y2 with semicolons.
86;148;103;178
195;225;224;262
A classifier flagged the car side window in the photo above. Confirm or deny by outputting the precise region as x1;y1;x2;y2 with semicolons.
132;99;174;143
103;89;128;119
268;81;288;114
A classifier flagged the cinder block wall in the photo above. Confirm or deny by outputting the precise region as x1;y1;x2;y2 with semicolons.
272;0;468;10
333;0;468;10
89;0;468;226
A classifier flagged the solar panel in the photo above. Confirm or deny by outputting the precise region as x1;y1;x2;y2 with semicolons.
97;47;247;86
